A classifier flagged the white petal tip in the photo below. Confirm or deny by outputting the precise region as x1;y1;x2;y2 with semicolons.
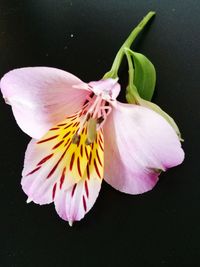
26;197;32;204
4;97;11;105
68;221;73;227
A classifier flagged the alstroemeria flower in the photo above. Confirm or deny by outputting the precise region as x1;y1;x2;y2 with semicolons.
1;67;184;225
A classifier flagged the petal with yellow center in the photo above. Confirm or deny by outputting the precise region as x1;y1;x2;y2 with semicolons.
21;111;104;223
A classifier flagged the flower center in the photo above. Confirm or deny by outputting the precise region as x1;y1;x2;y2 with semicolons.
72;94;111;145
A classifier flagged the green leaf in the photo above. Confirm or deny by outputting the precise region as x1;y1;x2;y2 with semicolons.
131;51;156;101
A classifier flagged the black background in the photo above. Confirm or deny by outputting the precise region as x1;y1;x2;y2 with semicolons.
0;1;199;266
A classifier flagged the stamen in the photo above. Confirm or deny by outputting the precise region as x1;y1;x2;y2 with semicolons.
97;116;104;124
86;118;97;145
72;133;80;144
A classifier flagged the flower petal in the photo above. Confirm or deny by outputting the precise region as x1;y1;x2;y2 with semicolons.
103;102;184;194
88;78;120;101
54;175;102;225
1;67;90;139
21;112;104;223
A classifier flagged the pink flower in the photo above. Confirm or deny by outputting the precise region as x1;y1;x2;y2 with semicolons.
1;67;184;225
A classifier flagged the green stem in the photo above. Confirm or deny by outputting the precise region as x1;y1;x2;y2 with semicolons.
103;11;155;79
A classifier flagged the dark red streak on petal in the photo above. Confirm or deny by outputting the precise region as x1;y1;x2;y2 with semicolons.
70;152;75;171
63;131;71;139
82;196;87;212
64;138;70;147
84;180;89;198
37;135;59;144
71;183;77;197
86;164;90;180
99;134;103;143
65;140;72;151
26;166;41;176
57;123;67;126
37;153;54;166
96;149;102;166
94;158;101;178
60;167;66;189
70;117;77;122
52;140;64;150
80;145;83;157
50;127;59;131
73;122;80;127
64;123;73;129
75;127;80;134
85;147;89;159
52;183;57;200
89;152;92;165
67;114;77;119
98;140;104;152
47;148;68;179
77;157;82;177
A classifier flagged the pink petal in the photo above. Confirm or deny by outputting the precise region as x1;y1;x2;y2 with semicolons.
54;177;102;225
1;67;90;139
21;139;75;205
103;102;184;194
21;114;104;224
88;78;120;101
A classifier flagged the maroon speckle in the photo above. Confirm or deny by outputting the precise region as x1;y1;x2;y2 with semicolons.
52;140;64;150
98;139;104;151
47;148;68;179
57;123;67;126
50;127;59;131
63;131;71;139
77;157;82;177
64;138;70;147
96;150;102;167
52;183;57;200
37;135;59;144
66;114;77;119
80;145;83;157
37;153;54;166
73;121;80;127
65;140;72;151
64;123;73;129
26;166;41;176
94;158;101;178
71;183;77;197
70;153;75;171
89;152;92;165
85;147;89;159
84;180;89;198
70;117;77;122
86;164;90;180
82;196;87;212
60;167;66;189
99;134;103;143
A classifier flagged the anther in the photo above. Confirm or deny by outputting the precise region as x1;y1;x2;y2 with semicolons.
97;116;104;124
72;133;80;144
86;118;97;145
